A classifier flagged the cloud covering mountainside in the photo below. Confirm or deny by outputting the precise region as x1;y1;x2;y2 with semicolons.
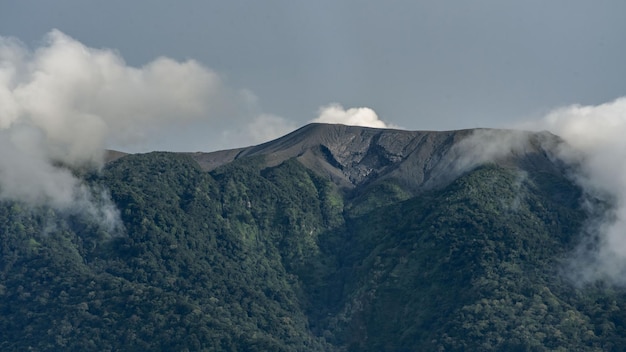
533;98;626;286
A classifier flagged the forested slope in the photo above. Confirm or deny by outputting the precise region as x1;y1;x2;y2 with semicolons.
1;127;626;351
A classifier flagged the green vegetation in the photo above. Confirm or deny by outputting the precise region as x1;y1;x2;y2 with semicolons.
1;152;626;351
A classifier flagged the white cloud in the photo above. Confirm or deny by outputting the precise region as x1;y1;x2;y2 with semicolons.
0;29;294;223
0;29;222;215
1;29;227;166
312;103;395;128
533;97;626;285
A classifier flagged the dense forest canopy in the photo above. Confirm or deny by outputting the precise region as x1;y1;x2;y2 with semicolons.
1;126;625;351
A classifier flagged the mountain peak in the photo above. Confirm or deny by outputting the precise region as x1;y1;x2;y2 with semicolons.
190;123;563;192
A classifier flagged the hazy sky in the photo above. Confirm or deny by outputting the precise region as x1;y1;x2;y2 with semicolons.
1;0;625;152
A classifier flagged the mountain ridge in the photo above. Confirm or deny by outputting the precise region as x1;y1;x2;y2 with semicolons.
188;123;565;193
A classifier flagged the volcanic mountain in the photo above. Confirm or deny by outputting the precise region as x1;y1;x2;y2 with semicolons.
190;123;565;192
2;123;622;351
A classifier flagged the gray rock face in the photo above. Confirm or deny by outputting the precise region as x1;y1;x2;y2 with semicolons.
189;123;566;193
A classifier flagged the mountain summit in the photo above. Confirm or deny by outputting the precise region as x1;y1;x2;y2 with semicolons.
191;123;563;192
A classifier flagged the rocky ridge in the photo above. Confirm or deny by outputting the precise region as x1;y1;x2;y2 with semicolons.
190;123;564;193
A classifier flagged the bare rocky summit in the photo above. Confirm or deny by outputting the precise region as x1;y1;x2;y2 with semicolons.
188;123;564;193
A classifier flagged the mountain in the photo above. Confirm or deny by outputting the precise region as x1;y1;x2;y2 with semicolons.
190;123;561;191
1;123;625;351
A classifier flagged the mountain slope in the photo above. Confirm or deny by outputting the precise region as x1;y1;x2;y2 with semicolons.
1;124;625;351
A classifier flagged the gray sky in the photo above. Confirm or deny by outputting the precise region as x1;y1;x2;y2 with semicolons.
1;0;625;152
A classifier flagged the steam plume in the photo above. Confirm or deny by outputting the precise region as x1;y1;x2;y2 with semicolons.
312;103;395;128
